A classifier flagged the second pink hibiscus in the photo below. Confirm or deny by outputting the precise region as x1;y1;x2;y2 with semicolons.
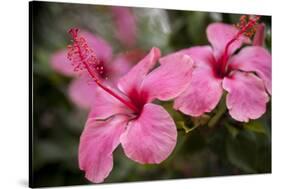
161;16;271;122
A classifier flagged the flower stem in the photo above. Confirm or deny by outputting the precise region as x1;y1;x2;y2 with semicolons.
208;94;227;128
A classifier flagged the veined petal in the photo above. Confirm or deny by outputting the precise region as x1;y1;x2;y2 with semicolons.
117;47;161;94
51;50;75;77
207;23;250;59
160;46;214;70
120;103;177;164
68;75;97;109
89;86;132;120
141;54;193;101
229;46;272;94
79;115;128;183
223;71;269;122
174;68;223;117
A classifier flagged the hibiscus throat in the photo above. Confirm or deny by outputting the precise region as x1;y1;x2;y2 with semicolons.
218;15;260;77
95;59;108;79
67;28;139;113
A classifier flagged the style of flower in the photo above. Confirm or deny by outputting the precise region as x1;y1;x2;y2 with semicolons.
161;16;271;122
67;28;194;183
51;30;134;109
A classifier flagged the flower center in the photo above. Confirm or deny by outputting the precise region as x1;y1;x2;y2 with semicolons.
219;15;260;77
67;28;138;113
127;88;149;115
94;59;109;80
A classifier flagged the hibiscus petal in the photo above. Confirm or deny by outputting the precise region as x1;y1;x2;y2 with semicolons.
222;71;269;122
117;47;161;94
253;23;265;46
68;75;97;109
120;103;177;164
111;7;136;47
160;46;214;70
50;50;75;77
229;46;272;94
207;23;250;59
109;53;132;85
140;54;193;101
79;115;127;183
174;68;223;117
80;30;113;63
89;86;132;120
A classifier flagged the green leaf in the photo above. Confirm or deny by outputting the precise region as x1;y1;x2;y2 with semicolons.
225;123;240;138
226;129;271;174
226;131;257;173
244;120;267;135
185;12;209;45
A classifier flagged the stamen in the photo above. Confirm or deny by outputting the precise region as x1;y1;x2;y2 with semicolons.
67;28;138;113
235;15;260;38
220;15;260;75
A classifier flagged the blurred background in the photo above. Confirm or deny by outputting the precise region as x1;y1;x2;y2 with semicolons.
31;1;271;187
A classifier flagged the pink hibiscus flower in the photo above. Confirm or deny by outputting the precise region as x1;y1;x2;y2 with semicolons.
111;6;136;47
51;30;134;109
161;16;271;122
67;28;194;183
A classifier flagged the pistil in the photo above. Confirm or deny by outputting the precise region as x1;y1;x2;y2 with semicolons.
220;15;260;75
67;28;139;113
